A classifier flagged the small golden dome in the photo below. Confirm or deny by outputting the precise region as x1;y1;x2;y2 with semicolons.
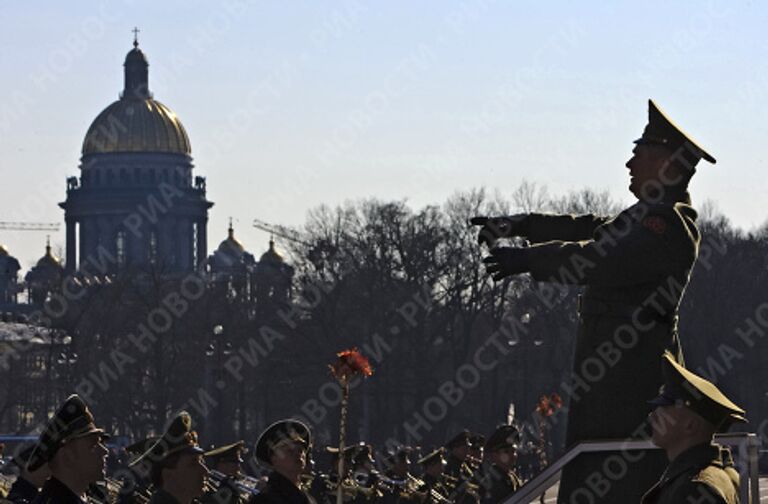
260;239;284;263
37;242;63;269
82;98;190;155
0;244;8;256
217;224;245;256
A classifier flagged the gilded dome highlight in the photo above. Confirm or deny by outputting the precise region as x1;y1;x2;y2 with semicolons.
82;99;191;155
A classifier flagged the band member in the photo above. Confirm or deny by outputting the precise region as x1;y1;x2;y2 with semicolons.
466;435;484;473
28;394;109;504
308;446;354;504
349;444;376;489
131;412;209;504
479;426;522;504
202;442;247;504
379;447;415;504
442;432;472;483
117;437;159;504
6;445;51;504
250;419;316;504
382;447;412;482
642;352;745;504
416;449;446;497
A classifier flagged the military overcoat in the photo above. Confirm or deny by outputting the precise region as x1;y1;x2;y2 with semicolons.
522;193;700;501
641;443;739;504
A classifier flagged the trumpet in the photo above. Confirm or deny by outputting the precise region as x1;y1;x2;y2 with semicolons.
208;469;262;499
403;475;453;504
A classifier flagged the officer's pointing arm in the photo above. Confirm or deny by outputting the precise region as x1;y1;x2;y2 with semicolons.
471;213;608;247
526;213;609;244
524;209;688;286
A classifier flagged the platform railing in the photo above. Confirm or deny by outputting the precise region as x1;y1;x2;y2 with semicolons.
504;433;760;504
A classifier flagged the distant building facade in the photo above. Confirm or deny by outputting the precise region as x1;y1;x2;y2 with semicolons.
59;39;213;274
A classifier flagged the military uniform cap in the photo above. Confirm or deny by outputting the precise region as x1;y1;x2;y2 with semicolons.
484;425;521;452
350;443;375;466
417;447;445;466
325;444;357;458
385;445;413;463
444;430;470;449
124;437;160;457
254;419;311;468
468;433;485;448
205;440;247;464
635;99;716;166
130;411;203;468
649;352;746;428
27;394;108;471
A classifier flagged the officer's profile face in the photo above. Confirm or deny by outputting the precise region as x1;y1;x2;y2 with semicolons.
60;433;108;483
649;404;700;448
625;144;673;199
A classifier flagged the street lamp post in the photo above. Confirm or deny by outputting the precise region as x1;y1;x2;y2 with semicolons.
206;324;232;445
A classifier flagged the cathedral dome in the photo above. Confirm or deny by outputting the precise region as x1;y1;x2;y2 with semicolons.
82;98;190;155
81;40;190;156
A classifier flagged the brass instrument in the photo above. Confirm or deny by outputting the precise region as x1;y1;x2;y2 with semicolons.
438;474;481;504
299;471;315;492
323;474;383;502
86;479;121;504
208;469;262;499
403;474;452;504
465;455;482;472
0;474;15;497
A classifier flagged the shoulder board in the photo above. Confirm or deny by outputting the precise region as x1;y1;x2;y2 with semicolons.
690;466;733;500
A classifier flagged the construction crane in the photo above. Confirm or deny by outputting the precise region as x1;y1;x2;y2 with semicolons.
0;221;61;232
252;218;310;246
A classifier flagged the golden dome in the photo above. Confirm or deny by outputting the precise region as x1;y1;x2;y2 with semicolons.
82;98;190;155
0;244;8;256
37;243;63;269
82;41;191;156
217;224;245;256
260;239;284;263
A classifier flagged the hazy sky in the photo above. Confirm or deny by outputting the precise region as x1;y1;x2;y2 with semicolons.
1;1;766;270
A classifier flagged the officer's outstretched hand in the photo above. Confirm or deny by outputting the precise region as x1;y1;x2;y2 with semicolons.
470;215;528;247
482;247;530;281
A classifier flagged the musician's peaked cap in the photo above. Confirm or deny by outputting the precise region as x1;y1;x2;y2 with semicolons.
124;437;160;457
648;352;746;428
205;440;247;464
444;430;470;449
417;447;445;466
635;99;716;165
129;411;204;467
254;419;311;467
485;425;521;452
27;394;108;471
